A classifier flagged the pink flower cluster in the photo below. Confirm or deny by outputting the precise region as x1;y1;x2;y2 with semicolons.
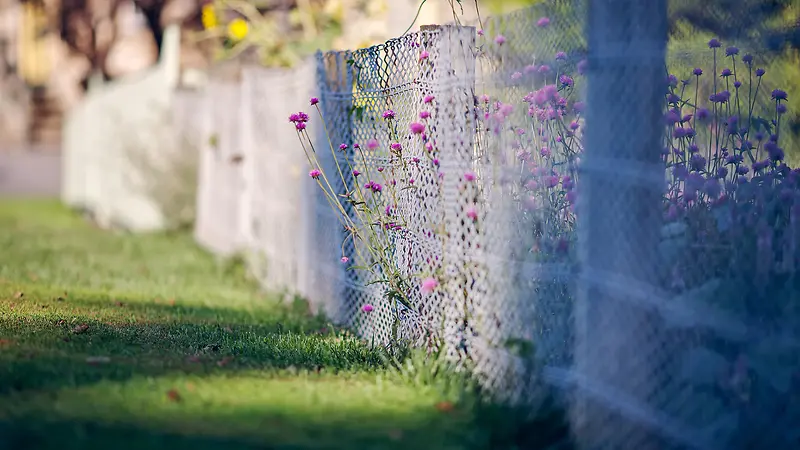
289;111;310;130
523;85;570;122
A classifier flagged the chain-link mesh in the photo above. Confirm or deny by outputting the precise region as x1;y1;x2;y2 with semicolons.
310;1;800;447
183;0;799;447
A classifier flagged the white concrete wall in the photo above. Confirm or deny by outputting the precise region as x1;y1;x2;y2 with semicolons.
61;24;183;231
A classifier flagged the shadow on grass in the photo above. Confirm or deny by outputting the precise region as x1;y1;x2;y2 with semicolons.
0;289;574;450
0;297;384;395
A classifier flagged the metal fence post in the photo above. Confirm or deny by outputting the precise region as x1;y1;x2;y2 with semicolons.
573;0;668;448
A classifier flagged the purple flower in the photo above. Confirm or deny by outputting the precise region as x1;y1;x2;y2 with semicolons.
464;171;476;182
673;164;688;180
726;116;738;135
727;154;744;165
766;142;785;161
734;80;742;89
756;68;765;77
289;113;300;123
742;54;753;64
382;109;396;120
352;169;360;177
690;153;706;171
309;169;322;179
696;108;710;121
410;122;425;134
703;178;721;198
716;166;729;179
419;50;430;60
423;94;435;104
340;256;349;263
555;51;567;61
772;89;788;101
665;110;680;125
377;166;384;172
537;17;550;27
390;143;402;152
709;90;731;103
540;146;551;157
708;38;721;48
667;74;678;86
777;103;788;114
362;304;374;313
338;143;348;151
295;122;307;131
420;111;431;119
559;74;574;87
366;138;379;150
753;160;770;171
720;68;732;77
494;34;506;45
310;97;320;105
725;46;739;56
693;68;703;76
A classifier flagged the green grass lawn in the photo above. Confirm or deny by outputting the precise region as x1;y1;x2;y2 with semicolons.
0;200;570;450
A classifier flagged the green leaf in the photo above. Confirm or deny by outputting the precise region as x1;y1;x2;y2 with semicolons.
503;338;535;358
353;106;366;122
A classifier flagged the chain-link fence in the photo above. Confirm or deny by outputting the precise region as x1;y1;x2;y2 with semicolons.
181;1;800;448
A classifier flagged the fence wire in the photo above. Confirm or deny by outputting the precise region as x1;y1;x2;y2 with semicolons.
182;1;800;448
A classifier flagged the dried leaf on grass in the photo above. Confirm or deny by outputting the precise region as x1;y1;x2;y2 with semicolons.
166;389;181;402
434;401;455;413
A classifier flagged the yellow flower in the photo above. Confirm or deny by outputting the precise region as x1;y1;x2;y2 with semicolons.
227;18;249;42
201;4;217;29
